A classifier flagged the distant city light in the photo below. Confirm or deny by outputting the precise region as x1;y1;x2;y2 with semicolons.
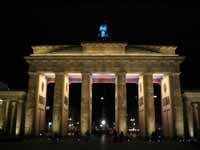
101;119;106;125
154;95;157;98
68;124;73;127
130;118;135;122
46;106;50;110
76;122;79;125
100;97;104;100
68;118;72;121
128;128;135;131
48;122;52;128
128;128;140;132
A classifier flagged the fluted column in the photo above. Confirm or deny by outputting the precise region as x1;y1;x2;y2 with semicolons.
16;101;23;135
25;72;40;135
198;104;200;130
161;74;173;138
192;103;199;137
195;103;200;129
10;102;17;135
81;73;92;135
52;73;69;136
185;100;194;138
116;72;127;134
138;73;155;137
169;73;184;137
0;100;4;130
4;101;10;133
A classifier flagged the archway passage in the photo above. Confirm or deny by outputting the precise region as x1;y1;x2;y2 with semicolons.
68;83;81;135
153;83;162;131
126;83;138;133
45;83;55;132
92;83;115;134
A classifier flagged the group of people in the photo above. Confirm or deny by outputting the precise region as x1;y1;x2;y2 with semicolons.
111;130;126;143
82;129;127;143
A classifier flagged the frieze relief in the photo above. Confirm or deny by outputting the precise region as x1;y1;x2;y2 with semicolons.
28;59;179;73
39;96;45;105
162;97;170;106
64;96;68;105
139;97;144;106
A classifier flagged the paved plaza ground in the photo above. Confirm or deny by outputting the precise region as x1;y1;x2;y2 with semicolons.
0;135;199;150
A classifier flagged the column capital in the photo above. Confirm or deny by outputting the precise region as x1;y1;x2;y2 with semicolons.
191;103;198;108
116;73;126;80
184;99;192;105
139;72;153;76
81;72;92;78
28;72;39;76
170;72;181;76
116;71;126;75
11;101;17;106
162;72;181;76
29;71;48;75
81;72;92;75
54;72;66;76
14;98;24;103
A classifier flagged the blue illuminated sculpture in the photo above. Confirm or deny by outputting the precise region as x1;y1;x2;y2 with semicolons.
98;22;110;40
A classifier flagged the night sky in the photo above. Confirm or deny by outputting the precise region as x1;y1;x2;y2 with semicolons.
1;1;200;90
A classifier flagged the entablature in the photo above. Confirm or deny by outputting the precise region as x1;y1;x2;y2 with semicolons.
0;91;26;102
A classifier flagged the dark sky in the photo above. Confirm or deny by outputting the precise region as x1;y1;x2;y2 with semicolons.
1;1;200;90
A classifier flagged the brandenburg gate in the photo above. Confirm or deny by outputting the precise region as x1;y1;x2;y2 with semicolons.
23;42;185;138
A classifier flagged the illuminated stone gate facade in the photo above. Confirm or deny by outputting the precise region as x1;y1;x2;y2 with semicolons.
0;91;25;135
183;92;200;138
0;42;199;138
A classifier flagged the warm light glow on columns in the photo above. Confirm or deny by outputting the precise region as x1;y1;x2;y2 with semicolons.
0;100;4;130
138;73;155;136
15;102;23;135
63;74;69;136
81;73;92;135
10;102;17;135
193;103;200;129
52;73;69;136
198;104;200;131
185;100;194;138
161;74;173;138
37;74;47;134
116;72;127;135
25;72;40;135
169;73;184;137
4;101;10;133
192;103;200;137
25;72;47;135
